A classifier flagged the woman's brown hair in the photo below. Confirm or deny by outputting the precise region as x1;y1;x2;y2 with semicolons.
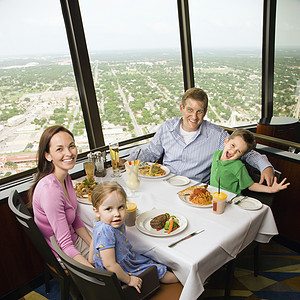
27;125;74;206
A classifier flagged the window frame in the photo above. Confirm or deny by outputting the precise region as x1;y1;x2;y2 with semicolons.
0;0;291;186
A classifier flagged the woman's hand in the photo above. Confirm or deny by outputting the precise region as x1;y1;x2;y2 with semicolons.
128;275;143;293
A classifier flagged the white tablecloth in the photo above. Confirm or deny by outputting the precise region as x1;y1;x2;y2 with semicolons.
76;169;278;300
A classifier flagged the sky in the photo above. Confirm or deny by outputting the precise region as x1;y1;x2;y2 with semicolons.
0;0;299;57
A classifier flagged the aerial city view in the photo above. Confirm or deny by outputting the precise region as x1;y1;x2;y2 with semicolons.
0;49;299;178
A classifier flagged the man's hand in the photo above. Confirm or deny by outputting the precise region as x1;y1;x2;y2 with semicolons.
259;166;275;186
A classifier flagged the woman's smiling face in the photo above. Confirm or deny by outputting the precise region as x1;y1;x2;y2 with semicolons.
45;131;77;175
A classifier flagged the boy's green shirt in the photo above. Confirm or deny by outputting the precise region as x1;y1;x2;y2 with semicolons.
210;150;254;194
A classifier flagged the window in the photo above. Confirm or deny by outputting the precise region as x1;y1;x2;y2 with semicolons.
274;0;300;119
79;0;183;144
189;0;263;127
0;0;88;179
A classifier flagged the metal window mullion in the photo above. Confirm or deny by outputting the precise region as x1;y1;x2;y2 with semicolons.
60;0;104;149
178;0;194;91
260;0;277;124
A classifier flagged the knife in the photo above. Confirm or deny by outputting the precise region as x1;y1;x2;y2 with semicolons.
168;229;205;248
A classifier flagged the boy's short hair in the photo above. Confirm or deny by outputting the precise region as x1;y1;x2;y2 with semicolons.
229;129;256;154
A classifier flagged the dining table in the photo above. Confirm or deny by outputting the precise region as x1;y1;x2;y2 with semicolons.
75;167;278;300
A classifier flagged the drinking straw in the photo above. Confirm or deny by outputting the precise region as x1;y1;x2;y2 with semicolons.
218;178;220;194
135;148;141;160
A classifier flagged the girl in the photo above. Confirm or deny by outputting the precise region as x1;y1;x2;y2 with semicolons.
28;125;92;267
89;182;178;293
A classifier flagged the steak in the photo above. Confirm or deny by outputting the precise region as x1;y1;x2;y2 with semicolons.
150;214;168;229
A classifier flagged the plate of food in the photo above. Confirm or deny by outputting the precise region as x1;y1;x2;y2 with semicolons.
138;162;170;178
178;184;213;208
74;177;97;205
135;209;187;237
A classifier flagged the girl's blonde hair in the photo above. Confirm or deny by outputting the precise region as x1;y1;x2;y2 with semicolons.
91;181;127;209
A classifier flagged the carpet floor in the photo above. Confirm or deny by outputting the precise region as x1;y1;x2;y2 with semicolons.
20;241;300;300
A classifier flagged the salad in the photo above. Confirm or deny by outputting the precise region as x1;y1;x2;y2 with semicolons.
164;213;180;234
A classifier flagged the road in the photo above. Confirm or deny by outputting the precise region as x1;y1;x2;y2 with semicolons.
111;68;143;136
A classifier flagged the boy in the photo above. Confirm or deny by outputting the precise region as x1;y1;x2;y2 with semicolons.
210;129;290;194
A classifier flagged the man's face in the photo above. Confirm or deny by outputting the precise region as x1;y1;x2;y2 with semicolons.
180;98;207;132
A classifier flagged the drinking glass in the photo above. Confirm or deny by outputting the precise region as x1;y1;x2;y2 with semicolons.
109;142;121;177
84;161;95;180
125;163;140;197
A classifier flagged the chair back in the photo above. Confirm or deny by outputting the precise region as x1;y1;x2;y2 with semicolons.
51;235;127;300
8;190;68;281
51;235;160;300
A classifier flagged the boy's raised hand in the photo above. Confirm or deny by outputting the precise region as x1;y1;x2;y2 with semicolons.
270;177;290;193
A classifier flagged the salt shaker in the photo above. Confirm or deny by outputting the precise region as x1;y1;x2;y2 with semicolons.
94;151;106;177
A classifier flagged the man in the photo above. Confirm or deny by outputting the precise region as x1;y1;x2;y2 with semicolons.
128;88;274;184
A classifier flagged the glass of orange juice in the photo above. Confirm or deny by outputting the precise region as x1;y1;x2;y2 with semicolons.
84;161;95;180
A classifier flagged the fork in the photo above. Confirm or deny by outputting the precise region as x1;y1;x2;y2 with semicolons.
227;194;240;204
234;196;248;205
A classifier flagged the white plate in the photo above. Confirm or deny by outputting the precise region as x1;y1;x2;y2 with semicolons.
167;176;190;186
178;185;213;208
138;163;170;179
237;198;262;210
135;209;188;237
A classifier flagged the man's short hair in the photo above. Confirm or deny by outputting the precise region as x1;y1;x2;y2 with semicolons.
229;129;256;154
182;87;208;111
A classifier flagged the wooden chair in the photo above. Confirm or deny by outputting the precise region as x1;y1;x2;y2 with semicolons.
8;190;71;300
50;235;162;300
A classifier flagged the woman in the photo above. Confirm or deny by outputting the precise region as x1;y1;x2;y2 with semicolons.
28;125;92;267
